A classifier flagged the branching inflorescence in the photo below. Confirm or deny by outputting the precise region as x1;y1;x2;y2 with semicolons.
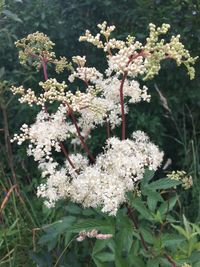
11;22;197;215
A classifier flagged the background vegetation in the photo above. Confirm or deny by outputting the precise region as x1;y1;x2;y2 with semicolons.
0;0;199;266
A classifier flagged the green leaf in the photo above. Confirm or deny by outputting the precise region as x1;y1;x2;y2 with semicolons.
115;250;129;267
161;234;185;248
183;215;192;236
148;178;182;190
171;224;189;239
128;254;146;267
158;196;178;216
141;169;155;187
131;198;153;220
93;239;114;255
159;257;173;267
65;203;82;215
142;188;163;202
69;219;114;234
147;258;160;267
143;188;163;212
147;196;158;212
44;216;76;234
140;227;154;244
95;252;114;262
2;9;22;22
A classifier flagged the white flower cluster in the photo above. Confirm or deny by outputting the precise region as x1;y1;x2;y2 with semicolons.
69;66;103;83
71;131;163;215
37;153;89;207
107;45;145;77
12;21;195;216
12;105;76;162
36;131;163;215
39;78;68;103
11;86;38;106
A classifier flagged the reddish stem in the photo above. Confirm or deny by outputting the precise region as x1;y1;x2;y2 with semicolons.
127;206;149;251
66;103;95;163
42;59;48;81
119;71;128;140
119;51;145;140
164;254;177;267
60;143;79;173
106;119;111;139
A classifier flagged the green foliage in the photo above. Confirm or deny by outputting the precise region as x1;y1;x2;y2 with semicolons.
30;173;200;267
0;1;200;266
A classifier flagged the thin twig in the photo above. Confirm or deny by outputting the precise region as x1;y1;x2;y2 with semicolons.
60;143;79;174
0;184;18;214
66;103;95;163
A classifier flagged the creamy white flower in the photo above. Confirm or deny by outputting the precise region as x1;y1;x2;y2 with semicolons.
13;105;76;162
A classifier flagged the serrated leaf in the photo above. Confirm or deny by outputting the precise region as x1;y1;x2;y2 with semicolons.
158;196;178;216
148;178;182;190
171;224;189;239
147;196;158;212
142;188;163;202
131;198;153;220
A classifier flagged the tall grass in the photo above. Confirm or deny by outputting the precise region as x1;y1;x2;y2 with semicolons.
155;83;200;222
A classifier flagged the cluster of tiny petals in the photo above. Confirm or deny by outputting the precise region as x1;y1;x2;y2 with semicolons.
76;229;113;242
80;22;197;80
12;22;196;217
79;30;103;49
54;56;69;74
39;78;68;103
167;170;193;190
68;66;103;83
71;131;163;215
96;75;150;104
107;44;145;77
97;21;115;37
11;86;37;106
15;31;56;69
35;131;163;215
37;165;71;208
65;153;89;178
11;79;70;106
72;55;86;67
12;105;75;162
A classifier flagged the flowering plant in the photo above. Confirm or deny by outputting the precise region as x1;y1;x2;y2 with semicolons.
11;22;199;266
